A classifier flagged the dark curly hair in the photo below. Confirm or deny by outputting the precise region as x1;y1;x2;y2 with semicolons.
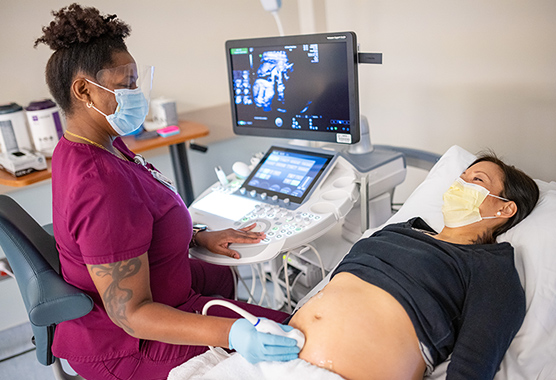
470;152;539;244
34;3;131;115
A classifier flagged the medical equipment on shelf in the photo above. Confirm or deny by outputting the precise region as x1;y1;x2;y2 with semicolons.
25;99;65;157
0;103;33;153
150;97;179;129
202;299;305;360
0;148;47;177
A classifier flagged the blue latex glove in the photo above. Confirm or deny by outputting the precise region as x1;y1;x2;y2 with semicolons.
228;318;300;363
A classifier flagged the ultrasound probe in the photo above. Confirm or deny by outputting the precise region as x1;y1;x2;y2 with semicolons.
202;299;305;359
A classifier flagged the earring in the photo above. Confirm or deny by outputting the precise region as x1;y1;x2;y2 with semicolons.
87;101;94;108
496;211;502;216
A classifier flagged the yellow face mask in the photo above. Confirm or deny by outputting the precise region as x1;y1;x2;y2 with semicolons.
442;178;509;228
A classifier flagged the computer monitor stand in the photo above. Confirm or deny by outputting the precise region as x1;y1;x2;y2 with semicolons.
347;115;373;155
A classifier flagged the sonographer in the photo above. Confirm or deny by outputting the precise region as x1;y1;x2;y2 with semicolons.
36;4;299;379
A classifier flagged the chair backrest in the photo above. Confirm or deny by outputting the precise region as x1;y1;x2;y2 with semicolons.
0;195;93;366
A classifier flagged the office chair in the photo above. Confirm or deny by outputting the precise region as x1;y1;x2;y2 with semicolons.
0;195;93;380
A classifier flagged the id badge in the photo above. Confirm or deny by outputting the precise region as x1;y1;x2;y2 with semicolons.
151;170;178;193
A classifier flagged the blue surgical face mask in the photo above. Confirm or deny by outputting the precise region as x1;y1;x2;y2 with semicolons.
85;79;149;136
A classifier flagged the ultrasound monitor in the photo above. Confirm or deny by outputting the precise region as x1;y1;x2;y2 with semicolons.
225;31;360;144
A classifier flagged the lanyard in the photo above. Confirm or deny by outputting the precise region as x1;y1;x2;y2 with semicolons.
133;154;178;194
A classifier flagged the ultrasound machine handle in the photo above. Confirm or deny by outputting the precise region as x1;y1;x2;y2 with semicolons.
189;238;286;265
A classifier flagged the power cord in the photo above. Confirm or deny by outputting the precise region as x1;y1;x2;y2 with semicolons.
259;0;284;36
271;11;284;36
0;347;36;363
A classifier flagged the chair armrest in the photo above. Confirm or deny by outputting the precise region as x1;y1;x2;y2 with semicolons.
27;269;93;327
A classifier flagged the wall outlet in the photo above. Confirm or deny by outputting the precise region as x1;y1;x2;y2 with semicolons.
0;257;14;281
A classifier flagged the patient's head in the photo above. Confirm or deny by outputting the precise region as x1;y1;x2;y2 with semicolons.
467;153;539;243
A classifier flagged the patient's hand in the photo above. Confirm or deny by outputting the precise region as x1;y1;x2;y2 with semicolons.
194;223;265;259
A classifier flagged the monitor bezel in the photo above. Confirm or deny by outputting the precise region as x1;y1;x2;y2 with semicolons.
241;145;336;205
225;31;360;144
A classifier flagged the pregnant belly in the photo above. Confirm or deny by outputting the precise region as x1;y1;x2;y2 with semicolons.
289;272;426;380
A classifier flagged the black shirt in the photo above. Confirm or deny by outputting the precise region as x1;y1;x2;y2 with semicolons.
332;217;525;380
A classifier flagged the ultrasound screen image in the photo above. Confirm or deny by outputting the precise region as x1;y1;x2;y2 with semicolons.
229;42;351;135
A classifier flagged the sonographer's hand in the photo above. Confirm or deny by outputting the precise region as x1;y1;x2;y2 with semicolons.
194;223;265;259
228;318;300;363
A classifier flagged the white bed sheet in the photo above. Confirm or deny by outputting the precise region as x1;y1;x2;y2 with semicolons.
167;348;343;380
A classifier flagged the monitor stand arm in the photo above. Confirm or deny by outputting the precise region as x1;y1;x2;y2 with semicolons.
347;115;373;155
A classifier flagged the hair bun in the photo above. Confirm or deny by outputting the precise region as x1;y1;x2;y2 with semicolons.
34;3;131;50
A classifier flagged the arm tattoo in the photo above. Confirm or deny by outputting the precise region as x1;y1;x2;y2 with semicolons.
90;258;142;334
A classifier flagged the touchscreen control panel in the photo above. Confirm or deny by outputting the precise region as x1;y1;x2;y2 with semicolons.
236;146;336;209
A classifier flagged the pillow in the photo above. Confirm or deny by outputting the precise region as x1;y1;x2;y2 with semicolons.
388;145;556;380
380;145;476;232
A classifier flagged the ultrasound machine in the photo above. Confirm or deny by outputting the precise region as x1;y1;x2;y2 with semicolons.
188;31;406;307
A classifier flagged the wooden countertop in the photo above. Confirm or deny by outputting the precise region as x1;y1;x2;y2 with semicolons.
0;120;209;188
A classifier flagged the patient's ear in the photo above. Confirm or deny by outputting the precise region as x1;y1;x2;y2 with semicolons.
499;201;517;219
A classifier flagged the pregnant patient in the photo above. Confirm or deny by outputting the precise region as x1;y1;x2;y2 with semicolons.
290;272;426;380
288;155;539;380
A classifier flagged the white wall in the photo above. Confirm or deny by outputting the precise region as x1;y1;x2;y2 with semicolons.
323;0;556;182
0;0;300;113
